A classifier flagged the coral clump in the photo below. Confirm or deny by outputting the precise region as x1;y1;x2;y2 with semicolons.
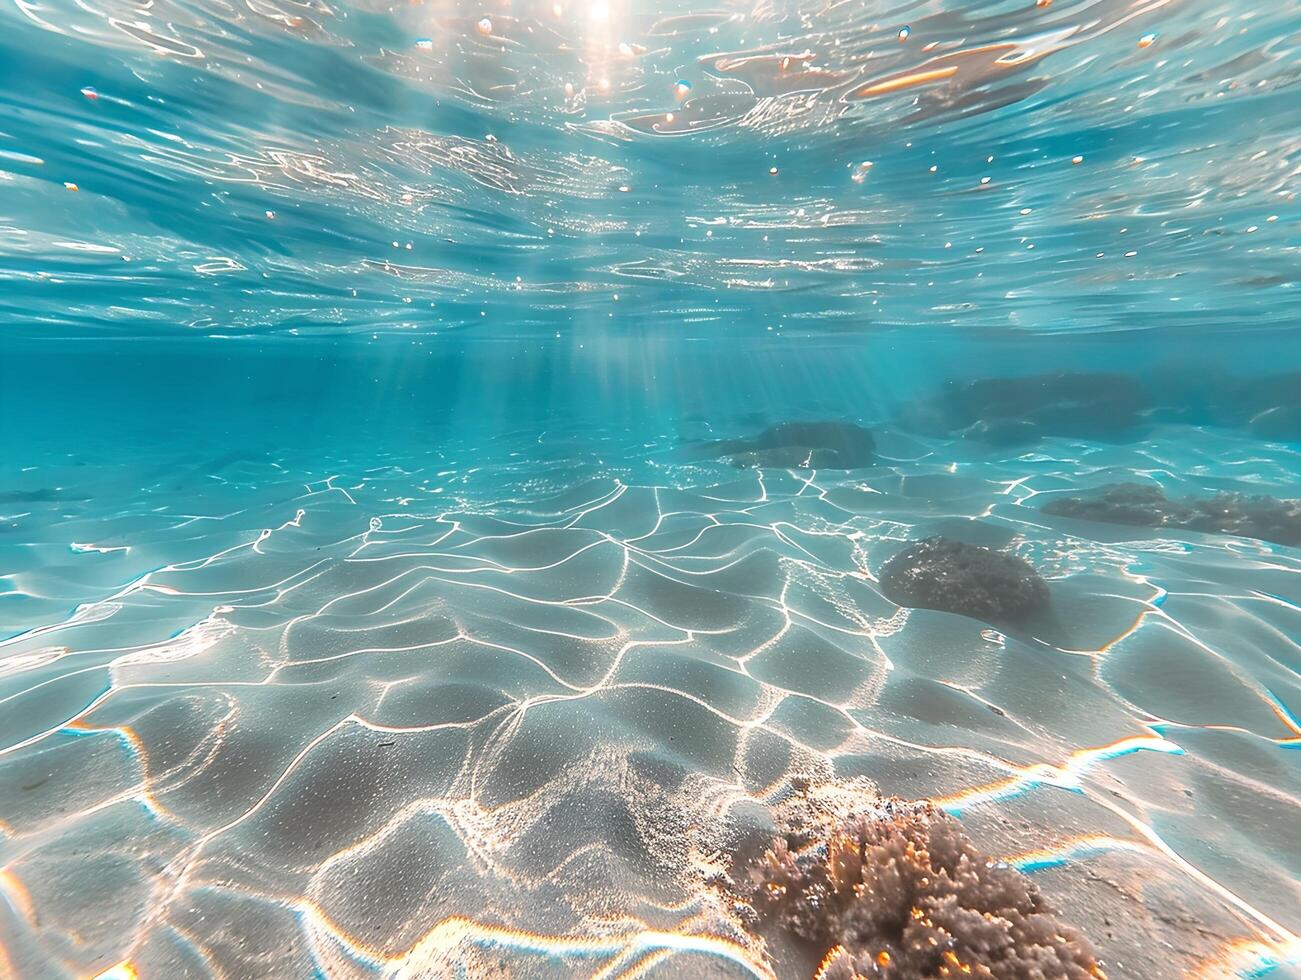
743;796;1103;979
877;536;1050;622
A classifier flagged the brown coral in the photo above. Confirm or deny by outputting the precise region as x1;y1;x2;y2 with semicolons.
741;795;1103;980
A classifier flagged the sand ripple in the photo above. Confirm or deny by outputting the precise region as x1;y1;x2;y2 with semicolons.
0;426;1298;978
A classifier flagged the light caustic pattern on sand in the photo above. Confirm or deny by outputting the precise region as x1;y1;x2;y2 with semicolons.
0;429;1299;978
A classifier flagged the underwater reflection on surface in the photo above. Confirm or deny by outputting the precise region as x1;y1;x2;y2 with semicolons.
0;0;1296;339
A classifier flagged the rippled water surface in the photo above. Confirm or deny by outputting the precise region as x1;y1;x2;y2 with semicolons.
1;0;1299;977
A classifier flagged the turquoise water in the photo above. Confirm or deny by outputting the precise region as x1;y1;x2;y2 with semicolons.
1;0;1299;977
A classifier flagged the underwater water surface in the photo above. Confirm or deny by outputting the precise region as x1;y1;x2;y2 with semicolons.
1;0;1299;977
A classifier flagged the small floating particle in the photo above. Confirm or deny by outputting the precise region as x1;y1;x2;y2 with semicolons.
476;16;493;35
618;184;630;192
1138;32;1157;48
400;192;414;204
1020;207;1032;214
564;81;575;97
929;165;937;173
1036;0;1051;6
414;37;433;49
64;181;79;191
90;962;138;980
674;78;692;99
265;209;275;218
1125;250;1137;257
769;166;778;175
664;111;674;123
80;86;100;101
1072;154;1084;164
897;25;911;41
980;176;991;184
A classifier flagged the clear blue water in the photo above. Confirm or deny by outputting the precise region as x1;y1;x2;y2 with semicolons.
0;0;1299;977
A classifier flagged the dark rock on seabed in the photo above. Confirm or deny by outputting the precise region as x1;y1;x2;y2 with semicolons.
1042;483;1301;547
1210;371;1301;441
1247;404;1301;441
902;372;1147;445
713;421;877;469
877;535;1051;621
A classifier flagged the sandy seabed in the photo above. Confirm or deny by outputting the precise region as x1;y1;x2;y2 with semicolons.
1;420;1298;979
